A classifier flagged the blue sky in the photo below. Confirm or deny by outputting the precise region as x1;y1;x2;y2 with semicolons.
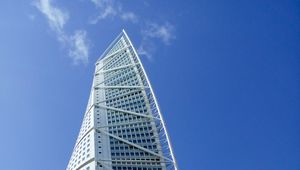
0;0;299;169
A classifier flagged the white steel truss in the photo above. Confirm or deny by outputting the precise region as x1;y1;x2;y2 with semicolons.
67;30;178;170
96;104;159;120
94;85;149;89
95;128;173;162
95;63;138;75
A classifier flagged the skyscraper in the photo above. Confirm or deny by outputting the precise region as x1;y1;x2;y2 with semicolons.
67;30;178;170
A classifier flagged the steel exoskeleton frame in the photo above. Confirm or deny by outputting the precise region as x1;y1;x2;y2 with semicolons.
67;30;178;170
122;30;178;170
94;30;178;170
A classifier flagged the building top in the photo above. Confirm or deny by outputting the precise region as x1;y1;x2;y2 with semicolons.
97;29;128;62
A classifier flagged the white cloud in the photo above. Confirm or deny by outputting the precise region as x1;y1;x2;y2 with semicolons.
142;22;175;45
138;22;176;60
69;30;90;65
34;0;175;63
34;0;90;65
89;0;138;24
121;12;138;23
90;5;117;24
33;0;68;35
88;0;176;61
91;0;110;8
137;43;154;61
90;0;119;23
98;5;117;19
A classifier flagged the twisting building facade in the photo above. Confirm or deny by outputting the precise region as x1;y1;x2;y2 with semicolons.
67;30;178;170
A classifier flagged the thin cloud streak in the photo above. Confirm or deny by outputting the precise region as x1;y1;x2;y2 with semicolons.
69;30;90;65
138;22;176;60
89;0;138;24
142;22;175;45
90;0;119;23
121;12;138;23
34;0;90;65
137;43;154;61
33;0;68;35
35;0;176;63
88;0;177;61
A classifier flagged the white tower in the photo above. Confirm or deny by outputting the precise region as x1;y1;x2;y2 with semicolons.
67;30;178;170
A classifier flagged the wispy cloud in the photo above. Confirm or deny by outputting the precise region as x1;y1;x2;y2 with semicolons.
90;0;118;23
33;0;68;35
88;0;176;61
69;30;90;65
121;12;138;23
138;22;176;60
89;0;138;24
34;0;176;63
142;22;175;45
91;0;111;8
137;42;155;61
34;0;90;65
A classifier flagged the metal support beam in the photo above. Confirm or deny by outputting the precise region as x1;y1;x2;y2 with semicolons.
95;45;131;72
103;45;130;61
97;119;155;129
95;89;142;104
95;128;173;163
94;85;149;90
122;30;179;170
96;104;158;120
95;63;138;75
97;159;170;163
